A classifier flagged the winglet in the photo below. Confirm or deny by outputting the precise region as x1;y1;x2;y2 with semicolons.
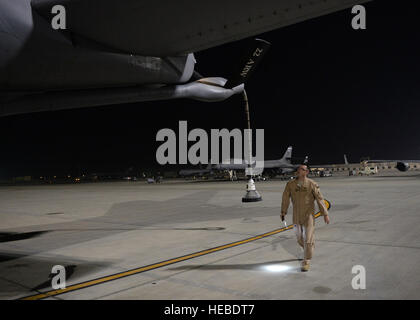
224;38;271;89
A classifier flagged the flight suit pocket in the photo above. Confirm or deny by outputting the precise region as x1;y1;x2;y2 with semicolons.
304;193;311;205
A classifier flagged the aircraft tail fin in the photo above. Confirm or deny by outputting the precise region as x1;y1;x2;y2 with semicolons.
344;154;349;165
224;38;271;89
281;146;293;163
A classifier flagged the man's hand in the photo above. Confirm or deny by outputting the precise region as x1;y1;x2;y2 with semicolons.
324;215;330;224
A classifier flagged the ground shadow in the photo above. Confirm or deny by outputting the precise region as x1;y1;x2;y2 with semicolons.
0;231;49;243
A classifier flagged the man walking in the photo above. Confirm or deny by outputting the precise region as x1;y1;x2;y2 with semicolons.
281;165;330;272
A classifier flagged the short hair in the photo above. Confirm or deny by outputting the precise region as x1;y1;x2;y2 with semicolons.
298;164;308;171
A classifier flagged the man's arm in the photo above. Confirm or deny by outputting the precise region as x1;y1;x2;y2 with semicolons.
280;182;291;220
312;181;330;224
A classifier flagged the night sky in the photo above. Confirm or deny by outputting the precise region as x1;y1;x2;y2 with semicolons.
0;1;419;178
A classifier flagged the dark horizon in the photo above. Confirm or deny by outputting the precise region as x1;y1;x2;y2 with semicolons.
1;1;419;178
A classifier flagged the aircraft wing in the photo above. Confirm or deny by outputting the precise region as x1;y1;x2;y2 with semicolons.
263;162;296;169
32;0;371;56
213;163;247;170
179;169;212;176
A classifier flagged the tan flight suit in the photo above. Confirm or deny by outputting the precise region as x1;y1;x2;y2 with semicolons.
281;178;328;261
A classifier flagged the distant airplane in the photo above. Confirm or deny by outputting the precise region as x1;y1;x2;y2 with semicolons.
366;159;420;172
307;154;351;172
309;154;420;173
1;0;369;117
211;146;308;177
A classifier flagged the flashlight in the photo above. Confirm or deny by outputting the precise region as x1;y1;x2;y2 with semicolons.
281;215;287;228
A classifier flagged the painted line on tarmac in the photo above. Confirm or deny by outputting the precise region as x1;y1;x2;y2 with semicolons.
21;200;330;300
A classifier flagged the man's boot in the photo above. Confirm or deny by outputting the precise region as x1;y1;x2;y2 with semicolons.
301;260;310;272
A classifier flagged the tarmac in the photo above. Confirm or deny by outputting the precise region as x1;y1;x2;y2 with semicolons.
0;172;419;300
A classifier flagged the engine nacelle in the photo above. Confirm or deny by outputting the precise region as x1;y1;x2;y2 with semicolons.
396;162;409;172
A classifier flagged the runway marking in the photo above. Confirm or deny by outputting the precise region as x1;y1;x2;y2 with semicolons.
21;200;330;300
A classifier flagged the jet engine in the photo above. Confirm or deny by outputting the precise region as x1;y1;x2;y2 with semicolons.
396;162;409;172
